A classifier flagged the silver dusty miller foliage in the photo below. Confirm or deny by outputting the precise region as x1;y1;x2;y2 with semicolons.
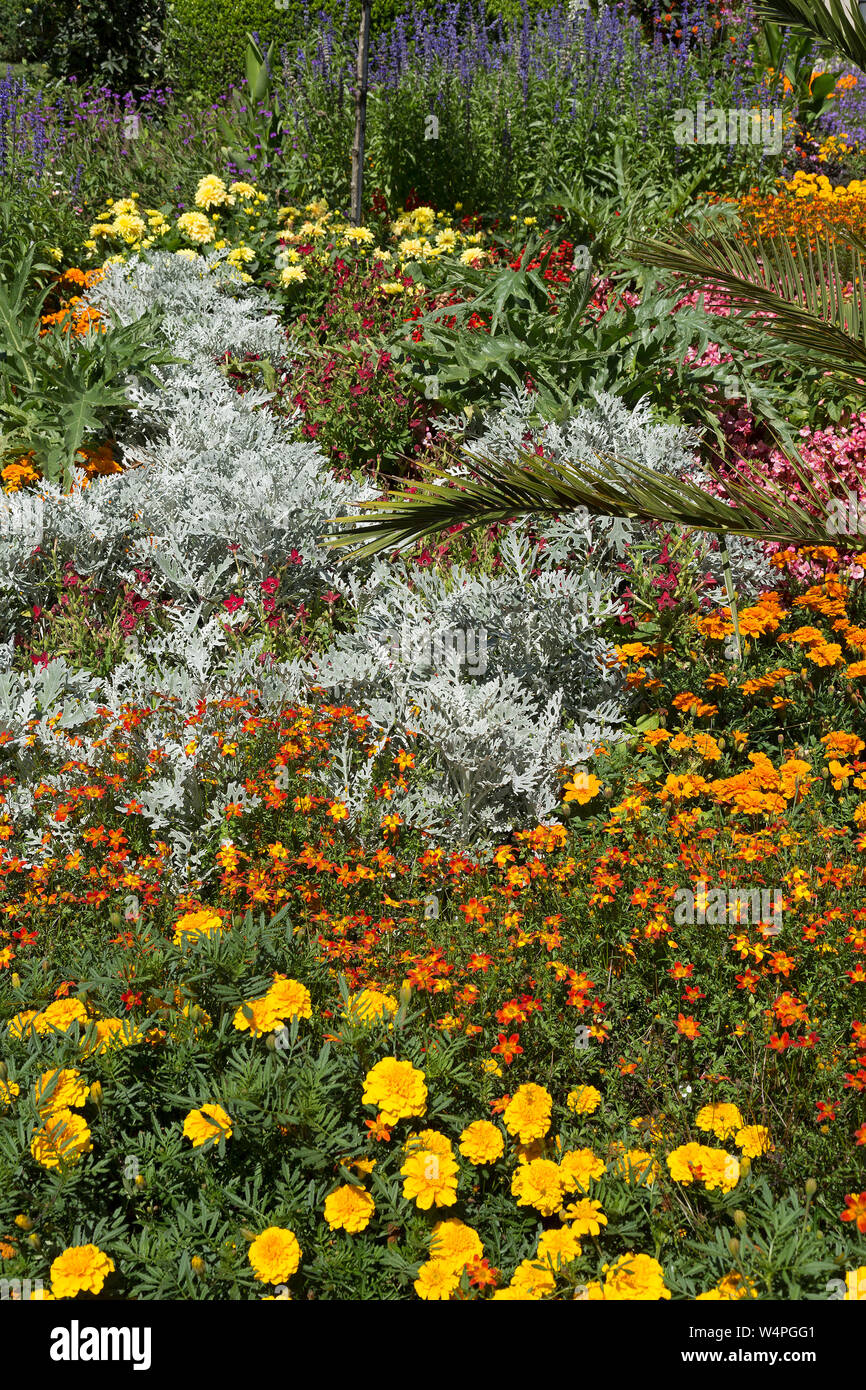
0;260;773;860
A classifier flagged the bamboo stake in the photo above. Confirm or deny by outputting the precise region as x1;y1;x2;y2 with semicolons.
350;0;372;227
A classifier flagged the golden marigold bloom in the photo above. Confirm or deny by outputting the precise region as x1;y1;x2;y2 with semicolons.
323;1184;376;1233
429;1220;483;1270
233;995;285;1035
50;1244;115;1298
608;1148;659;1186
696;1102;744;1140
182;1104;233;1148
560;1198;608;1236
536;1226;581;1267
30;1109;92;1169
80;1017;142;1054
414;1258;461;1300
734;1125;773;1158
362;1057;427;1126
0;1077;20;1107
400;1147;459;1209
667;1143;739;1192
558;1147;606;1192
503;1083;552;1144
34;998;89;1034
8;1009;40;1038
343;989;398;1026
567;1085;602;1116
697;1271;757;1300
34;1068;89;1114
603;1253;671;1301
172;909;223;946
458;1119;504;1165
508;1257;556;1297
248;1227;302;1283
234;976;312;1035
511;1158;565;1216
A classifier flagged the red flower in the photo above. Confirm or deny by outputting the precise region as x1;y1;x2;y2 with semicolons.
840;1192;866;1234
491;1033;523;1065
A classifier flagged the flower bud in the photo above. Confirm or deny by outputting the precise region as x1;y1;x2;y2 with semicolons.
191;1255;206;1276
240;1226;258;1242
27;1232;41;1250
14;1214;34;1231
728;1237;740;1257
10;973;20;989
89;1080;103;1110
134;1174;146;1188
265;1033;277;1051
109;910;122;929
733;1209;747;1231
0;1060;7;1082
805;1178;817;1198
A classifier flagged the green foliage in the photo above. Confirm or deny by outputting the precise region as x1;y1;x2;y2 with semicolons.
16;0;165;94
0;0;25;61
0;246;179;489
164;0;405;99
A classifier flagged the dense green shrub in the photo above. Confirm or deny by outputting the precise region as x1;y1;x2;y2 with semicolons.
0;0;24;61
164;0;404;98
16;0;165;94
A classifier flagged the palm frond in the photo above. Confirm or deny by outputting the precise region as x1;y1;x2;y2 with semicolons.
752;0;866;72
325;440;863;561
630;226;866;393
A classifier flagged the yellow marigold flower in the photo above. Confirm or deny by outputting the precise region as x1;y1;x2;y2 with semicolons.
508;1257;556;1297
400;1146;459;1209
566;1085;602;1116
667;1142;739;1192
414;1258;461;1300
182;1103;233;1148
79;1018;141;1054
0;1077;20;1107
608;1148;659;1186
248;1227;302;1283
172;908;223;946
603;1252;671;1300
7;1010;39;1038
536;1225;581;1268
176;211;215;244
267;975;312;1020
404;1128;453;1159
34;1068;89;1114
323;1184;376;1233
696;1101;744;1140
734;1125;773;1158
560;1197;608;1236
362;1057;427;1125
229;181;256;198
429;1219;483;1270
34;998;88;1034
50;1244;115;1298
458;1119;504;1165
343;989;398;1027
511;1158;565;1216
503;1083;552;1144
558;1147;606;1192
30;1109;92;1169
233;995;284;1036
